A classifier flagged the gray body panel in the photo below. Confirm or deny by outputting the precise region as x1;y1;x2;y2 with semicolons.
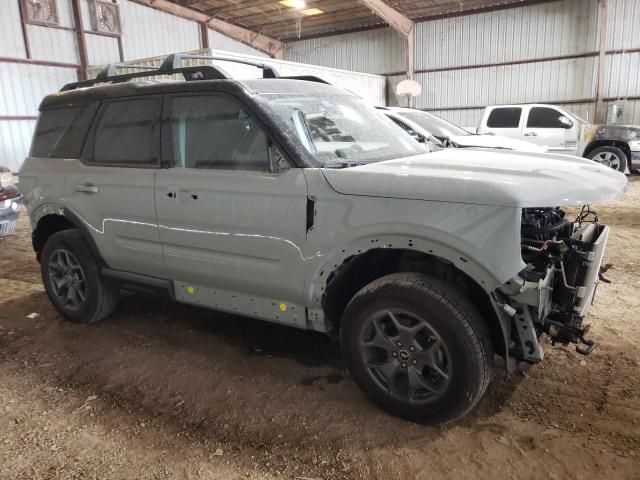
155;167;308;304
21;148;627;333
20;158;165;278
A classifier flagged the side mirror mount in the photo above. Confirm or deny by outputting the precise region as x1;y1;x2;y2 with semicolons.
558;115;573;129
268;141;290;174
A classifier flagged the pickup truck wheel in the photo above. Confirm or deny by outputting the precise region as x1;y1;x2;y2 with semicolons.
588;146;628;172
341;273;492;425
40;230;118;324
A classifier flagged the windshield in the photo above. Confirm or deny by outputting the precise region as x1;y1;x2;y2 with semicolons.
267;94;425;167
398;110;470;138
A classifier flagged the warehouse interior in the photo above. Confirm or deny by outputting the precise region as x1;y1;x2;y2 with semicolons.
2;0;639;170
1;1;639;479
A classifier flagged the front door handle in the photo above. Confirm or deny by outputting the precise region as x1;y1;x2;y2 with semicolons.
74;184;99;194
524;132;538;137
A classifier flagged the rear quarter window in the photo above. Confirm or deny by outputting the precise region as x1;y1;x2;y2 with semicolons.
31;108;80;157
30;104;98;158
486;107;522;128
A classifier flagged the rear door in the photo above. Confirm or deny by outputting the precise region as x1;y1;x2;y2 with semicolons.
523;106;579;154
155;93;308;307
64;96;165;278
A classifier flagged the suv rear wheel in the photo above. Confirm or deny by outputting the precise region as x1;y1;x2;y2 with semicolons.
341;273;492;425
41;230;118;324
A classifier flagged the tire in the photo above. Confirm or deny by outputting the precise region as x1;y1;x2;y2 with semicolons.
40;230;118;324
341;273;492;425
0;219;17;237
588;146;628;172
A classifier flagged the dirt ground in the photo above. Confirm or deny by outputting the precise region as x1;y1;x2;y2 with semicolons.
1;180;639;480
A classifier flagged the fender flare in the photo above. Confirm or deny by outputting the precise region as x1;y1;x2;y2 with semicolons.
305;234;514;360
31;203;106;266
307;233;506;306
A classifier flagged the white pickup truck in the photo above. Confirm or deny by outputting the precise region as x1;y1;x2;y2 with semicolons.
477;104;640;172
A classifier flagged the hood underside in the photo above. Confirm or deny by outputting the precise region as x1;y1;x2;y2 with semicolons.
321;149;627;208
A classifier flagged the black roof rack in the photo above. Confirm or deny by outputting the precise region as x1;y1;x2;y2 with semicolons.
95;62;158;79
159;53;280;78
60;53;330;92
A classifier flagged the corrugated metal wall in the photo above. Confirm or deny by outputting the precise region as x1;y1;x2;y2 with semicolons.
0;0;284;171
208;29;267;58
415;0;598;70
286;0;640;127
284;27;406;75
604;0;640;125
119;0;200;60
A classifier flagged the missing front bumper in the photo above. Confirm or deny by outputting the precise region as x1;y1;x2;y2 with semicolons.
499;222;610;363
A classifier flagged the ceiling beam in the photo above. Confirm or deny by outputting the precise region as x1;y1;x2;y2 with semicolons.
356;0;415;85
131;0;284;57
356;0;413;36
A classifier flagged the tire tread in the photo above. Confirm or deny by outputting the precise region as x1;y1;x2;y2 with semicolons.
341;272;492;424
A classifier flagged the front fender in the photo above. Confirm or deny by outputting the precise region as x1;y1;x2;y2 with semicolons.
303;201;525;309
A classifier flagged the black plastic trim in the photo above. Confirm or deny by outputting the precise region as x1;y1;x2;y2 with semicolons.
101;268;175;300
61;207;107;267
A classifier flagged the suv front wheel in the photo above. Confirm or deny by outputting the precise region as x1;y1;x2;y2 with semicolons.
341;273;492;425
41;230;118;324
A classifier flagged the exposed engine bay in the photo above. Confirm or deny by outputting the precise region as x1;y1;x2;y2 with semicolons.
497;205;609;364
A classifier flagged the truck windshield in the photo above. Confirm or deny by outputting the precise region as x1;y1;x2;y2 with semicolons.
267;94;425;167
398;110;471;138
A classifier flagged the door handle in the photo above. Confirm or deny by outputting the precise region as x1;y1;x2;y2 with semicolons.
74;184;99;194
524;132;538;137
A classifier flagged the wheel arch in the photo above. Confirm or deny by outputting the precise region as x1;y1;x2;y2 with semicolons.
316;245;508;359
583;140;631;160
31;205;104;265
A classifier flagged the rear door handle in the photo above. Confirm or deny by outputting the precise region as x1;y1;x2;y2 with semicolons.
524;132;538;137
74;184;99;194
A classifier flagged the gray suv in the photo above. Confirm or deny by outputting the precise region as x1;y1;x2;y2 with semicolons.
19;54;627;425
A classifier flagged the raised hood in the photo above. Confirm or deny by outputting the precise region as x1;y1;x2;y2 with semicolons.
321;149;627;208
449;134;548;153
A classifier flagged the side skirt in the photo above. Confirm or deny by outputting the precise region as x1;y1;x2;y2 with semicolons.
101;268;175;300
101;268;316;332
173;281;310;331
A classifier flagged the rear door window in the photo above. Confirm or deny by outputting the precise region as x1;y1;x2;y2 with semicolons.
89;98;161;166
486;107;522;128
526;107;569;128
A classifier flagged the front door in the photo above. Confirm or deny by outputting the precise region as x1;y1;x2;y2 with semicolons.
523;106;579;154
155;93;308;310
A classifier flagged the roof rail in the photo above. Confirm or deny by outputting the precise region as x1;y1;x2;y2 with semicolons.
60;63;230;92
95;63;158;79
160;53;280;78
59;52;329;92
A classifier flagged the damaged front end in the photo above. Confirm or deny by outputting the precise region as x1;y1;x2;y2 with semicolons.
494;206;609;367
